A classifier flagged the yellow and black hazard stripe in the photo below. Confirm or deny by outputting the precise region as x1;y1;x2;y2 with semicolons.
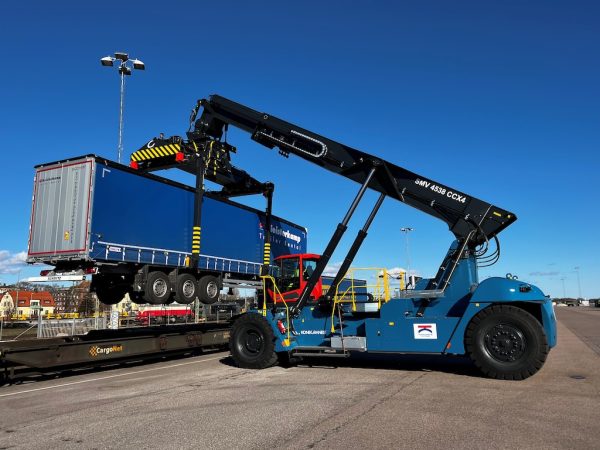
130;143;182;162
191;226;201;255
263;242;271;265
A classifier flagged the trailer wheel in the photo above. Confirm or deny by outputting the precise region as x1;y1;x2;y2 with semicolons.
173;273;198;305
465;305;549;380
93;276;128;305
130;292;145;305
144;271;172;305
230;313;278;369
198;275;220;304
94;285;127;305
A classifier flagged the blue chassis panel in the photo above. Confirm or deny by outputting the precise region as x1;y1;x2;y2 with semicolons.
261;251;557;356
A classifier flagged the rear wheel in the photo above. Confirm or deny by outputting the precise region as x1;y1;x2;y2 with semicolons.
198;275;220;304
465;304;549;380
173;273;198;305
230;313;278;369
144;271;172;305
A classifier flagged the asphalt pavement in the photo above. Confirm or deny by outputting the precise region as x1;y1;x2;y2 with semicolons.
0;308;598;450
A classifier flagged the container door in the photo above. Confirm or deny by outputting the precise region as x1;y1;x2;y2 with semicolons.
27;159;94;259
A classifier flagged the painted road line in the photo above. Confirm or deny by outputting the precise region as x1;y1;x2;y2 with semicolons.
0;353;226;399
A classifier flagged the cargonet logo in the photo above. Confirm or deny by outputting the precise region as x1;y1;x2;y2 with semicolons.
89;344;124;357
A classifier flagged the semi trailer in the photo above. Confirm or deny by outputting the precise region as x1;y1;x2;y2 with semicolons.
26;155;307;306
125;94;557;380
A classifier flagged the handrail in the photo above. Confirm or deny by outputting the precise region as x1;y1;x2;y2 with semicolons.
330;268;393;324
260;275;291;345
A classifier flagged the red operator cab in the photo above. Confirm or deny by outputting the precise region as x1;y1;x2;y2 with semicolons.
268;253;323;303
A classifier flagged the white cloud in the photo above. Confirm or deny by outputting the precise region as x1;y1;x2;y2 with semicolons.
323;262;342;277
0;250;27;274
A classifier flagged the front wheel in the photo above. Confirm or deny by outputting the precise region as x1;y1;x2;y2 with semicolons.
465;304;549;380
230;313;278;369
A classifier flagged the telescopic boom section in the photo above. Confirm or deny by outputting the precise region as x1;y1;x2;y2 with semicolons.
192;95;516;245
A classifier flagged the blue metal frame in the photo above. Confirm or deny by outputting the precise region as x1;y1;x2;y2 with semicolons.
258;242;557;357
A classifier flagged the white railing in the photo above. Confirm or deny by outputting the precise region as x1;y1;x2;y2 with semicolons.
97;241;262;274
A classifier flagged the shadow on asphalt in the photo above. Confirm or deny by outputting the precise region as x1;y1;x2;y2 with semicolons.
219;353;482;378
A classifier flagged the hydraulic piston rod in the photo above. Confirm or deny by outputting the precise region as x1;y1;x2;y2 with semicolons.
290;166;378;316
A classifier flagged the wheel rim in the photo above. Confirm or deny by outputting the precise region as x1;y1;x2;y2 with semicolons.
483;323;527;362
206;281;218;299
182;280;195;298
153;278;168;298
240;328;263;356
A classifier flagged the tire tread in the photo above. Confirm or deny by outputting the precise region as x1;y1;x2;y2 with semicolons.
465;304;548;380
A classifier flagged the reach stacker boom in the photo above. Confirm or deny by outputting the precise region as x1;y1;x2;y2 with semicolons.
129;94;556;380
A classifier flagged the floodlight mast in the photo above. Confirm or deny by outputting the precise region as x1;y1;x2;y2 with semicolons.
100;52;145;163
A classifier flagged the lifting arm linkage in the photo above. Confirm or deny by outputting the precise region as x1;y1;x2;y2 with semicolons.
290;166;378;316
261;183;274;277
192;95;517;246
325;192;386;302
190;156;205;268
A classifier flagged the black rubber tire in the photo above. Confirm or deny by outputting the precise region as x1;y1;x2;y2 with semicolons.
173;273;198;305
94;286;126;305
144;271;172;305
93;276;128;305
230;313;278;369
198;275;220;304
130;292;145;305
465;304;549;380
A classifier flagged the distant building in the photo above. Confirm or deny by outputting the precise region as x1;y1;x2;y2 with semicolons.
52;288;70;314
0;291;15;318
5;290;56;317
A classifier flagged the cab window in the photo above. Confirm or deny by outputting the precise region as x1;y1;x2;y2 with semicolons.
302;259;317;280
279;257;300;291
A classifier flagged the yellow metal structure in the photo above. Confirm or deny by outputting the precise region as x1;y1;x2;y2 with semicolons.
130;143;182;162
260;275;291;346
330;268;394;332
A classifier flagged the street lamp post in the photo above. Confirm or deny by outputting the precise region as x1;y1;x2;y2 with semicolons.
101;52;145;163
560;277;567;299
15;269;21;317
400;227;414;289
574;266;583;300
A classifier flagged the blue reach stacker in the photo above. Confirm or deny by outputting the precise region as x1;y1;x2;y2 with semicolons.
130;95;557;380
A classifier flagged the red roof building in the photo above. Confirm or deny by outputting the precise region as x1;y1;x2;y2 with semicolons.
9;290;56;308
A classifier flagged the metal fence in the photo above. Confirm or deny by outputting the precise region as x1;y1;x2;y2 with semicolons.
37;317;108;338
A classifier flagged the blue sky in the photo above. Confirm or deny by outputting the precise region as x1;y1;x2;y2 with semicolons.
0;1;598;298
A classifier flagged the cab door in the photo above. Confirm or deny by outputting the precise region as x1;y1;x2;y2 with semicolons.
270;255;322;303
